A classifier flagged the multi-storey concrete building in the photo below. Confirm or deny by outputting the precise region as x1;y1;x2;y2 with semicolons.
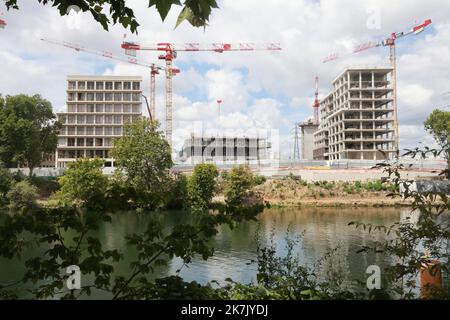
56;75;142;168
313;68;398;160
178;134;271;165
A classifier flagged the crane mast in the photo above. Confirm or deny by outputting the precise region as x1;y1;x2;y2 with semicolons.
313;76;320;124
40;38;167;123
121;41;281;149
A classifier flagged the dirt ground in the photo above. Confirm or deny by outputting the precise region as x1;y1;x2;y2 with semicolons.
251;179;411;207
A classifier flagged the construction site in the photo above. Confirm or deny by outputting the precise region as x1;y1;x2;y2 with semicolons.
5;17;446;178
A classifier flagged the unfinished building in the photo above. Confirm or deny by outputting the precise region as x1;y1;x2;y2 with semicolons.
178;134;271;165
56;75;143;168
313;68;398;160
299;119;319;160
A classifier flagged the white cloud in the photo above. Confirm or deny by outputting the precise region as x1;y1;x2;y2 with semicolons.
1;0;449;156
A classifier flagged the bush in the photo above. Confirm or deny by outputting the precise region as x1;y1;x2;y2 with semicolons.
104;169;136;211
187;164;219;211
224;165;257;207
53;158;108;209
29;176;60;198
166;173;188;210
361;180;383;192
6;180;38;211
253;175;267;185
111;119;173;210
0;162;13;200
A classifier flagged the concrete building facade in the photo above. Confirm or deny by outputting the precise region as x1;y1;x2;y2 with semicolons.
178;135;271;165
299;119;319;160
313;68;398;160
56;75;142;168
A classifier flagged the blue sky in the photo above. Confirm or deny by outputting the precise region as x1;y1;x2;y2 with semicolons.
0;0;449;157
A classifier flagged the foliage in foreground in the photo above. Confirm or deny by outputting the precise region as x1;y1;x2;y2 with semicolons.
3;0;219;32
0;200;264;299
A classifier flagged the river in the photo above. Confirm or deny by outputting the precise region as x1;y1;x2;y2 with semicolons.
0;207;409;299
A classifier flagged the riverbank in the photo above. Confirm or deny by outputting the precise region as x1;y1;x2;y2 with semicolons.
252;178;410;208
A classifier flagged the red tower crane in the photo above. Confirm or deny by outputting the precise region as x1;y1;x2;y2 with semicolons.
121;41;282;148
313;76;320;124
0;12;6;29
322;19;432;155
40;38;178;122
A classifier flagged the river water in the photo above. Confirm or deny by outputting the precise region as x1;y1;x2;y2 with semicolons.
0;207;409;298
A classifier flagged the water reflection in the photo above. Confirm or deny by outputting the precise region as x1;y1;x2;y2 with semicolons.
0;207;407;298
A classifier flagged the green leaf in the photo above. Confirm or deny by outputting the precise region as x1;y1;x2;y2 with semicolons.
149;0;182;21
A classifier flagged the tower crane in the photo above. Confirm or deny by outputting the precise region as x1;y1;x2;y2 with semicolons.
322;19;432;155
313;76;320;124
121;41;282;148
0;13;6;29
40;38;179;122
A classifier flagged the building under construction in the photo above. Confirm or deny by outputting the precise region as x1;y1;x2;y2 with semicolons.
313;67;398;160
178;134;271;165
56;75;142;168
298;119;319;160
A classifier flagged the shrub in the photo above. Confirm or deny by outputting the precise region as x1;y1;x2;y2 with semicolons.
111;119;173;209
166;173;188;210
0;162;13;200
6;180;38;211
224;165;257;207
253;175;267;185
53;158;108;209
104;169;136;211
361;180;383;192
187;164;219;211
29;176;60;198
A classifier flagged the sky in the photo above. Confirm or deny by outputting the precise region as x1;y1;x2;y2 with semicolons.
0;0;449;158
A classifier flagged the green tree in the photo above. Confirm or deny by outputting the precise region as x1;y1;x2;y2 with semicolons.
166;173;189;209
223;165;257;208
6;180;39;211
3;0;219;32
53;158;108;210
0;94;60;177
0;161;13;204
111;119;173;209
187;163;219;211
424;109;450;178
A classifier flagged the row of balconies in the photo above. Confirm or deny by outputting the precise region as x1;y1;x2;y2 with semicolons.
57;150;111;159
349;81;390;89
62;115;140;125
68;81;140;91
60;128;123;136
62;137;113;147
66;104;141;113
67;92;141;102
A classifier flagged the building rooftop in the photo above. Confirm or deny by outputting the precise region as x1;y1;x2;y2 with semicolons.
67;75;143;80
332;66;393;84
